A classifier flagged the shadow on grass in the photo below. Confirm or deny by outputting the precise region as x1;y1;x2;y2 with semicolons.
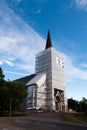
65;113;87;125
0;110;26;117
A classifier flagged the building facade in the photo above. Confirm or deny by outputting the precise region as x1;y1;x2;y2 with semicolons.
17;31;67;112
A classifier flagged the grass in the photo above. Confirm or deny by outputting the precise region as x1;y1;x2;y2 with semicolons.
0;111;26;122
0;117;13;122
0;110;26;117
12;111;26;116
65;113;87;125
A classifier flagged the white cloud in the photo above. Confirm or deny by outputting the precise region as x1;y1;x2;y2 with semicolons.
15;64;34;73
4;70;28;76
0;0;45;74
0;60;3;65
80;63;87;68
3;60;14;67
75;0;87;11
64;54;87;82
0;58;14;67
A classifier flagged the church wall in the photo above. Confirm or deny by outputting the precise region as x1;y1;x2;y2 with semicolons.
36;93;44;109
35;48;53;110
36;84;47;110
35;46;67;111
51;48;67;111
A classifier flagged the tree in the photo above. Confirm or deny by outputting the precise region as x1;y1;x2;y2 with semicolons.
0;67;5;86
0;67;27;116
7;81;27;111
5;81;27;117
68;97;87;113
0;67;6;115
81;97;87;104
0;67;4;79
68;98;78;111
80;97;87;113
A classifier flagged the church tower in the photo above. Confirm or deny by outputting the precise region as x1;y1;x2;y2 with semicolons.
35;31;67;111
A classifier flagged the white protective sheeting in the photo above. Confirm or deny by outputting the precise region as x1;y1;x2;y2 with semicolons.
26;73;46;87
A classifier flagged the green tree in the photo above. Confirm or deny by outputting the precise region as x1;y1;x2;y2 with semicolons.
68;98;78;111
0;67;27;116
0;67;6;115
81;97;87;104
0;67;5;86
7;81;27;111
80;97;87;113
68;97;87;113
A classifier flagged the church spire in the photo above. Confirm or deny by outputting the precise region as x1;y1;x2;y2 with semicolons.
45;30;52;49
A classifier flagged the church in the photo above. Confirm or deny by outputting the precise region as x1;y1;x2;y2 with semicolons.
17;31;67;112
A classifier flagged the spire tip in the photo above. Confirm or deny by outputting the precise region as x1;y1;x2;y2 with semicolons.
45;30;52;49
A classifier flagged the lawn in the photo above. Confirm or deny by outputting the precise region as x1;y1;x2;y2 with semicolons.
0;110;26;117
65;113;87;125
0;117;13;122
0;111;26;122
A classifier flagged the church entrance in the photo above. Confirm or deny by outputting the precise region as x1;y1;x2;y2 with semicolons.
54;89;64;111
55;95;62;111
55;102;58;110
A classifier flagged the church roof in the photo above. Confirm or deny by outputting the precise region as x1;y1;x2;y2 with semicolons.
45;30;52;49
26;73;46;86
15;74;36;85
16;73;46;87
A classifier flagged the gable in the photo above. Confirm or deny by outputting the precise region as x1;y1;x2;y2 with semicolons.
26;73;46;86
15;74;36;85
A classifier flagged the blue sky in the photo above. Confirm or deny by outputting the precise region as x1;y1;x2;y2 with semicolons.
0;0;87;100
